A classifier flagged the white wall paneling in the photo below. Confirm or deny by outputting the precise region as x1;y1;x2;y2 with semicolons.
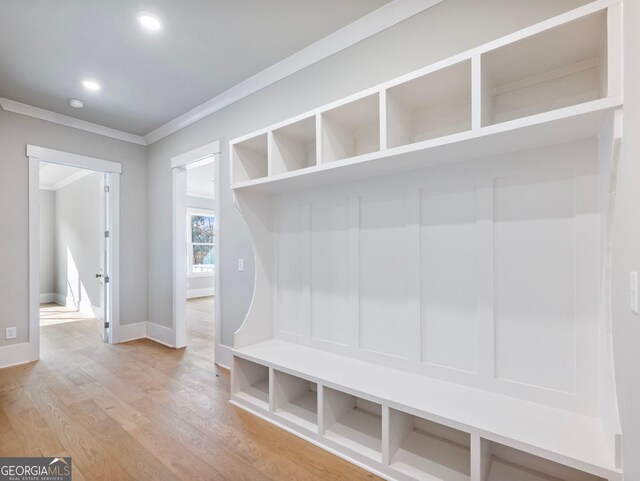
230;3;623;481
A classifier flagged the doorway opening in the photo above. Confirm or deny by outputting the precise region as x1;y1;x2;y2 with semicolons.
27;145;121;361
172;141;221;362
38;162;106;341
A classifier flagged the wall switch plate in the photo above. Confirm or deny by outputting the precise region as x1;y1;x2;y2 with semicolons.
630;272;639;314
5;327;16;340
238;258;244;272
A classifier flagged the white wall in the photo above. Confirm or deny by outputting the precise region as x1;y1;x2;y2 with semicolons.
54;172;103;313
146;0;590;350
611;0;640;478
39;189;55;296
0;107;148;346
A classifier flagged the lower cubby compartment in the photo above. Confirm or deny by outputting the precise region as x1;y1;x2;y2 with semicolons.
482;441;605;481
233;357;269;410
322;387;383;462
273;370;318;431
389;409;470;481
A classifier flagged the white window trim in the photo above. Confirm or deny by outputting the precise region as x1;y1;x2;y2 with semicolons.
187;208;216;277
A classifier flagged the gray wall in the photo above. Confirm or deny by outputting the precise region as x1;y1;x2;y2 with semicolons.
0;107;148;345
39;189;55;295
54;172;103;309
611;0;640;478
146;0;590;347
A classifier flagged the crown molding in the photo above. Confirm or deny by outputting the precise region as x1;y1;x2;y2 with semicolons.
0;98;147;146
143;0;444;145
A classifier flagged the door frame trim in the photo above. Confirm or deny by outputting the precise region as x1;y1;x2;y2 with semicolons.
26;145;121;356
171;140;221;358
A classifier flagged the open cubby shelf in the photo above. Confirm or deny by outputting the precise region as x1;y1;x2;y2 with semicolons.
273;370;318;431
323;387;383;462
230;1;620;193
232;357;269;410
386;60;472;149
271;116;317;175
232;133;268;183
481;10;607;126
389;409;470;481
482;441;606;481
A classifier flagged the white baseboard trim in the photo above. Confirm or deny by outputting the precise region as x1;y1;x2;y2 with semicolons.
215;344;232;368
117;322;148;343
0;341;38;369
187;288;215;299
39;293;56;304
147;322;175;347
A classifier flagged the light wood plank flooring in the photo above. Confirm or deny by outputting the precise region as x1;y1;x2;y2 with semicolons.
1;298;378;480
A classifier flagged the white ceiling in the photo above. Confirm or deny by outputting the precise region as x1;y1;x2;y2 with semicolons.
39;162;95;190
0;0;389;136
187;162;215;199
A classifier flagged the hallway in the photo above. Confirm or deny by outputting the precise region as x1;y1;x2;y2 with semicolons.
0;300;373;481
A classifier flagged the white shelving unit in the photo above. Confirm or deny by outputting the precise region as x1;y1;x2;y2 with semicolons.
388;409;470;481
232;357;269;410
386;60;472;148
321;93;380;163
271;116;317;175
323;387;383;462
229;2;624;481
273;370;318;432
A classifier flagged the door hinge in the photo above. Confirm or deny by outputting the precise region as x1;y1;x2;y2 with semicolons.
104;230;110;238
104;321;110;329
104;275;110;283
104;185;110;193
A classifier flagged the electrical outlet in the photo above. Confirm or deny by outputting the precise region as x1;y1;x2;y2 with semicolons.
238;258;244;272
5;327;16;340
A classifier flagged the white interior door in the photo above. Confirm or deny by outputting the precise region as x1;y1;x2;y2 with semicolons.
99;173;111;342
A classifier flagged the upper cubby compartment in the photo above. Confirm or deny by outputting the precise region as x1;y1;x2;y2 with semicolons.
271;116;317;175
321;93;380;163
480;11;607;126
232;133;268;183
386;61;472;149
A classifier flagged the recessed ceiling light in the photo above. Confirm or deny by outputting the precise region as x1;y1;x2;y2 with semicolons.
69;98;84;109
136;11;162;31
82;80;101;91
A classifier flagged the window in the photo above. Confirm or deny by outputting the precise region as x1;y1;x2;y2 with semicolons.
188;210;215;275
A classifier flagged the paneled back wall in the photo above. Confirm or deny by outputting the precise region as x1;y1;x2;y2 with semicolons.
274;138;601;415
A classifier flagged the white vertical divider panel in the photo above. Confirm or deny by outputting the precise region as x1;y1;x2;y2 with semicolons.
315;114;323;166
268;367;275;413
406;188;422;362
475;178;495;380
381;405;392;465
301;203;312;339
606;4;623;98
471;56;482;130
471;435;492;481
379;90;388;151
267;131;274;176
233;191;276;348
349;197;361;348
317;384;326;435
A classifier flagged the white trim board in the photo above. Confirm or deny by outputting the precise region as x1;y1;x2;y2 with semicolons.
0;98;146;146
144;0;445;144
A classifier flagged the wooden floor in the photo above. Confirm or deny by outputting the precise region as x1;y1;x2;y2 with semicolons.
0;298;378;480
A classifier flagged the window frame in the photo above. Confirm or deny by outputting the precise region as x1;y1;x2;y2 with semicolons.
187;208;216;277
